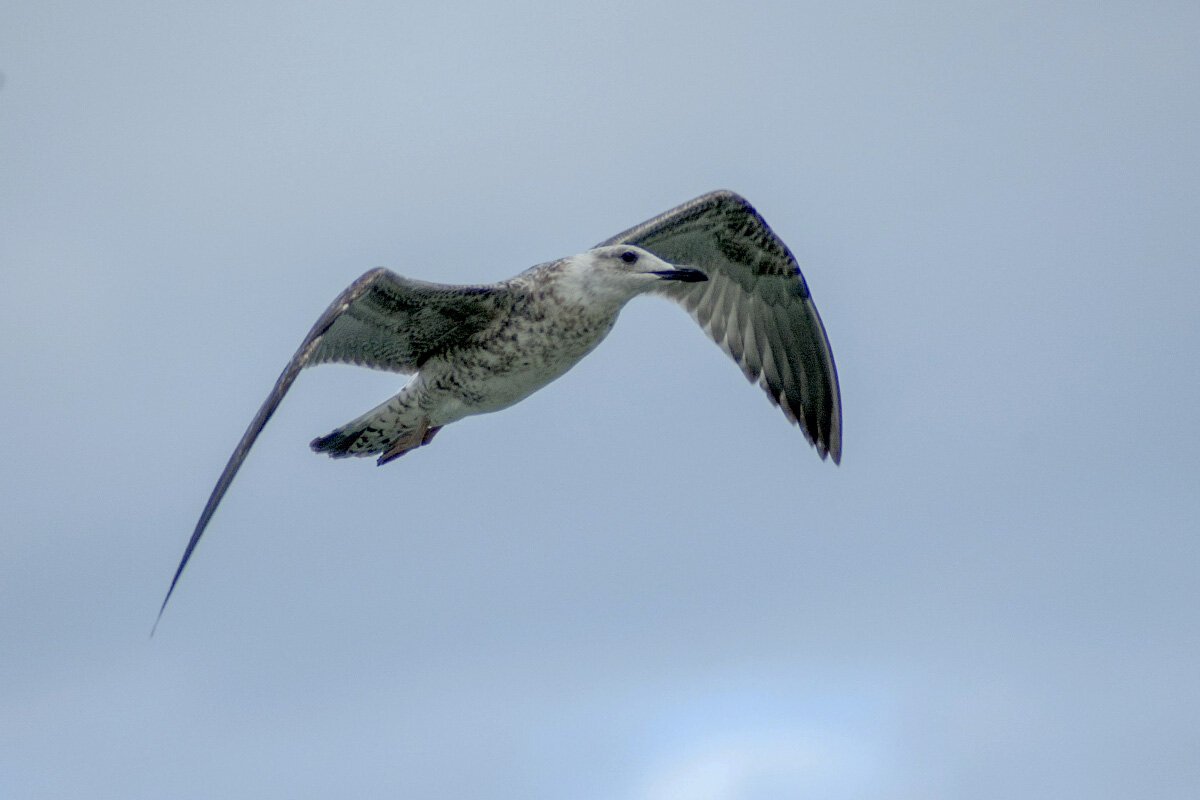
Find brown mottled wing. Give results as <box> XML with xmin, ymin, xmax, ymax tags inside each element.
<box><xmin>597</xmin><ymin>191</ymin><xmax>842</xmax><ymax>464</ymax></box>
<box><xmin>154</xmin><ymin>269</ymin><xmax>499</xmax><ymax>630</ymax></box>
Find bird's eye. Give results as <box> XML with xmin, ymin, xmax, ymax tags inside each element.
<box><xmin>620</xmin><ymin>250</ymin><xmax>638</xmax><ymax>264</ymax></box>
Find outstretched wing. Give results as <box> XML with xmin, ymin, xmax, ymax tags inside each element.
<box><xmin>598</xmin><ymin>190</ymin><xmax>842</xmax><ymax>464</ymax></box>
<box><xmin>154</xmin><ymin>269</ymin><xmax>499</xmax><ymax>630</ymax></box>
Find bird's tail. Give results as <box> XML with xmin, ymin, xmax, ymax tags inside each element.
<box><xmin>310</xmin><ymin>398</ymin><xmax>440</xmax><ymax>464</ymax></box>
<box><xmin>309</xmin><ymin>423</ymin><xmax>378</xmax><ymax>458</ymax></box>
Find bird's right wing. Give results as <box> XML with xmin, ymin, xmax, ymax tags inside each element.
<box><xmin>598</xmin><ymin>191</ymin><xmax>842</xmax><ymax>464</ymax></box>
<box><xmin>154</xmin><ymin>269</ymin><xmax>499</xmax><ymax>629</ymax></box>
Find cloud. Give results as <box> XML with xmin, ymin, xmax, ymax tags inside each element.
<box><xmin>637</xmin><ymin>729</ymin><xmax>876</xmax><ymax>800</ymax></box>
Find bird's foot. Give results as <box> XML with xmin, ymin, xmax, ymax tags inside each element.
<box><xmin>377</xmin><ymin>418</ymin><xmax>442</xmax><ymax>465</ymax></box>
<box><xmin>421</xmin><ymin>424</ymin><xmax>443</xmax><ymax>445</ymax></box>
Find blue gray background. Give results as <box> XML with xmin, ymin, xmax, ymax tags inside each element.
<box><xmin>3</xmin><ymin>3</ymin><xmax>1198</xmax><ymax>798</ymax></box>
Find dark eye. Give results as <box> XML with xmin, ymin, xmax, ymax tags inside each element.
<box><xmin>620</xmin><ymin>250</ymin><xmax>638</xmax><ymax>264</ymax></box>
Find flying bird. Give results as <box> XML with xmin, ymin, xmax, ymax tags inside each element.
<box><xmin>155</xmin><ymin>190</ymin><xmax>842</xmax><ymax>628</ymax></box>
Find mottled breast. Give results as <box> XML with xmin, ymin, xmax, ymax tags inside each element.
<box><xmin>433</xmin><ymin>276</ymin><xmax>625</xmax><ymax>414</ymax></box>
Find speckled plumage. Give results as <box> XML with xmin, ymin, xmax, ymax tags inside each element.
<box><xmin>156</xmin><ymin>191</ymin><xmax>842</xmax><ymax>628</ymax></box>
<box><xmin>309</xmin><ymin>255</ymin><xmax>640</xmax><ymax>460</ymax></box>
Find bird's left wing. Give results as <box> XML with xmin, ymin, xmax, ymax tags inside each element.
<box><xmin>598</xmin><ymin>190</ymin><xmax>842</xmax><ymax>464</ymax></box>
<box><xmin>154</xmin><ymin>269</ymin><xmax>499</xmax><ymax>630</ymax></box>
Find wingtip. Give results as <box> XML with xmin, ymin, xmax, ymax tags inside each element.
<box><xmin>822</xmin><ymin>415</ymin><xmax>843</xmax><ymax>466</ymax></box>
<box><xmin>814</xmin><ymin>431</ymin><xmax>842</xmax><ymax>466</ymax></box>
<box><xmin>151</xmin><ymin>579</ymin><xmax>179</xmax><ymax>637</ymax></box>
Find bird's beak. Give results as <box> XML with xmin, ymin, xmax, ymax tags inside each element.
<box><xmin>652</xmin><ymin>267</ymin><xmax>708</xmax><ymax>283</ymax></box>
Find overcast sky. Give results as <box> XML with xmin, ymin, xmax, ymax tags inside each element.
<box><xmin>2</xmin><ymin>2</ymin><xmax>1198</xmax><ymax>798</ymax></box>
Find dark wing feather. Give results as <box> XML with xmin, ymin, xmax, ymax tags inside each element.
<box><xmin>597</xmin><ymin>190</ymin><xmax>842</xmax><ymax>463</ymax></box>
<box><xmin>154</xmin><ymin>269</ymin><xmax>499</xmax><ymax>630</ymax></box>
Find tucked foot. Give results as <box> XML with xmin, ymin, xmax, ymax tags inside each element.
<box><xmin>376</xmin><ymin>418</ymin><xmax>441</xmax><ymax>466</ymax></box>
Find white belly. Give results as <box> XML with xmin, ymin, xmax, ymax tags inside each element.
<box><xmin>419</xmin><ymin>310</ymin><xmax>619</xmax><ymax>424</ymax></box>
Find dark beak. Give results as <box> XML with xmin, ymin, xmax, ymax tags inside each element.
<box><xmin>652</xmin><ymin>267</ymin><xmax>708</xmax><ymax>283</ymax></box>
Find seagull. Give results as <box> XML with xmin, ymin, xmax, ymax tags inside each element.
<box><xmin>155</xmin><ymin>190</ymin><xmax>842</xmax><ymax>628</ymax></box>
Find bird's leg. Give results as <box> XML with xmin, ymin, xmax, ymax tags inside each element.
<box><xmin>377</xmin><ymin>417</ymin><xmax>438</xmax><ymax>466</ymax></box>
<box><xmin>376</xmin><ymin>418</ymin><xmax>443</xmax><ymax>465</ymax></box>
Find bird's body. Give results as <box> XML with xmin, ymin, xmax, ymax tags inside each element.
<box><xmin>309</xmin><ymin>247</ymin><xmax>701</xmax><ymax>463</ymax></box>
<box><xmin>155</xmin><ymin>190</ymin><xmax>843</xmax><ymax>628</ymax></box>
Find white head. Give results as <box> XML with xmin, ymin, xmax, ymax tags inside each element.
<box><xmin>557</xmin><ymin>244</ymin><xmax>708</xmax><ymax>306</ymax></box>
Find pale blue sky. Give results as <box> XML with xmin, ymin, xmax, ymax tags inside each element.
<box><xmin>2</xmin><ymin>2</ymin><xmax>1198</xmax><ymax>798</ymax></box>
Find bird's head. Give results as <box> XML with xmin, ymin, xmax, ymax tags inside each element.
<box><xmin>561</xmin><ymin>245</ymin><xmax>707</xmax><ymax>305</ymax></box>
